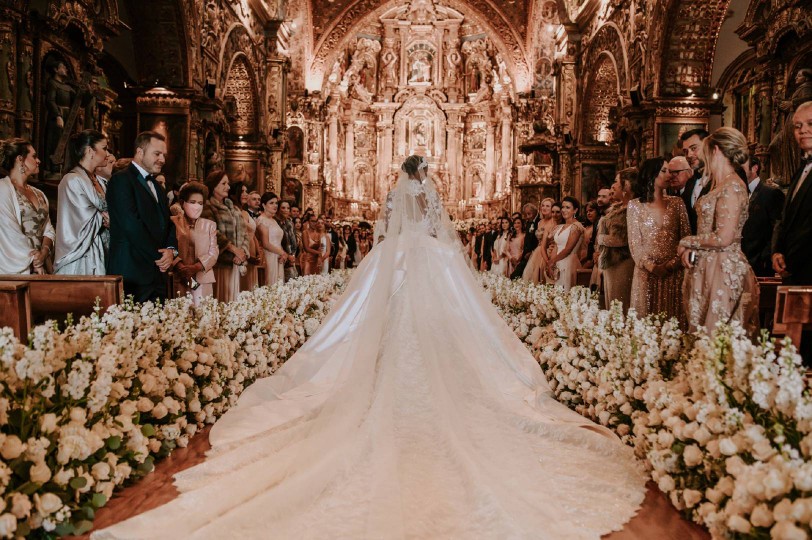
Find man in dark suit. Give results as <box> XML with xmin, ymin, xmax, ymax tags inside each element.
<box><xmin>680</xmin><ymin>128</ymin><xmax>711</xmax><ymax>234</ymax></box>
<box><xmin>472</xmin><ymin>223</ymin><xmax>486</xmax><ymax>270</ymax></box>
<box><xmin>742</xmin><ymin>156</ymin><xmax>784</xmax><ymax>277</ymax></box>
<box><xmin>773</xmin><ymin>101</ymin><xmax>812</xmax><ymax>364</ymax></box>
<box><xmin>107</xmin><ymin>131</ymin><xmax>178</xmax><ymax>302</ymax></box>
<box><xmin>510</xmin><ymin>203</ymin><xmax>540</xmax><ymax>279</ymax></box>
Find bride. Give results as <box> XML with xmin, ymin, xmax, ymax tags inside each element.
<box><xmin>93</xmin><ymin>156</ymin><xmax>645</xmax><ymax>539</ymax></box>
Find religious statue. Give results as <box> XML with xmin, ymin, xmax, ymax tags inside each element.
<box><xmin>769</xmin><ymin>69</ymin><xmax>812</xmax><ymax>184</ymax></box>
<box><xmin>471</xmin><ymin>74</ymin><xmax>493</xmax><ymax>104</ymax></box>
<box><xmin>472</xmin><ymin>171</ymin><xmax>484</xmax><ymax>200</ymax></box>
<box><xmin>408</xmin><ymin>53</ymin><xmax>431</xmax><ymax>84</ymax></box>
<box><xmin>44</xmin><ymin>59</ymin><xmax>76</xmax><ymax>175</ymax></box>
<box><xmin>286</xmin><ymin>126</ymin><xmax>304</xmax><ymax>162</ymax></box>
<box><xmin>350</xmin><ymin>73</ymin><xmax>374</xmax><ymax>103</ymax></box>
<box><xmin>445</xmin><ymin>47</ymin><xmax>462</xmax><ymax>87</ymax></box>
<box><xmin>413</xmin><ymin>121</ymin><xmax>428</xmax><ymax>147</ymax></box>
<box><xmin>380</xmin><ymin>48</ymin><xmax>399</xmax><ymax>90</ymax></box>
<box><xmin>495</xmin><ymin>54</ymin><xmax>511</xmax><ymax>87</ymax></box>
<box><xmin>282</xmin><ymin>172</ymin><xmax>304</xmax><ymax>207</ymax></box>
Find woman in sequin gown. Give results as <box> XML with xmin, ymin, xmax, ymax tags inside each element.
<box><xmin>627</xmin><ymin>158</ymin><xmax>691</xmax><ymax>325</ymax></box>
<box><xmin>679</xmin><ymin>128</ymin><xmax>759</xmax><ymax>334</ymax></box>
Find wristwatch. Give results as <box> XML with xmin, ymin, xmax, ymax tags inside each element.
<box><xmin>168</xmin><ymin>247</ymin><xmax>179</xmax><ymax>258</ymax></box>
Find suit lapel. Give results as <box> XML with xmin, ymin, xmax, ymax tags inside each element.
<box><xmin>784</xmin><ymin>165</ymin><xmax>808</xmax><ymax>227</ymax></box>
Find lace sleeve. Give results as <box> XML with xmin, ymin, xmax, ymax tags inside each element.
<box><xmin>626</xmin><ymin>200</ymin><xmax>644</xmax><ymax>265</ymax></box>
<box><xmin>680</xmin><ymin>182</ymin><xmax>747</xmax><ymax>251</ymax></box>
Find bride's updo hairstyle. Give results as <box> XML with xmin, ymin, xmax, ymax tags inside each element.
<box><xmin>401</xmin><ymin>155</ymin><xmax>427</xmax><ymax>178</ymax></box>
<box><xmin>702</xmin><ymin>127</ymin><xmax>749</xmax><ymax>187</ymax></box>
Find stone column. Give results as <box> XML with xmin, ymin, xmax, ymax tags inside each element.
<box><xmin>344</xmin><ymin>115</ymin><xmax>355</xmax><ymax>197</ymax></box>
<box><xmin>498</xmin><ymin>102</ymin><xmax>512</xmax><ymax>195</ymax></box>
<box><xmin>485</xmin><ymin>120</ymin><xmax>496</xmax><ymax>198</ymax></box>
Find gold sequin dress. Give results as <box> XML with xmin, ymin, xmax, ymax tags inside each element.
<box><xmin>627</xmin><ymin>196</ymin><xmax>690</xmax><ymax>325</ymax></box>
<box><xmin>679</xmin><ymin>180</ymin><xmax>759</xmax><ymax>334</ymax></box>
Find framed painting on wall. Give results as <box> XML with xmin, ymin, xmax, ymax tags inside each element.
<box><xmin>138</xmin><ymin>113</ymin><xmax>189</xmax><ymax>188</ymax></box>
<box><xmin>225</xmin><ymin>157</ymin><xmax>260</xmax><ymax>192</ymax></box>
<box><xmin>656</xmin><ymin>121</ymin><xmax>706</xmax><ymax>159</ymax></box>
<box><xmin>580</xmin><ymin>162</ymin><xmax>616</xmax><ymax>204</ymax></box>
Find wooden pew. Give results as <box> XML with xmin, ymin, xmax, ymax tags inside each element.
<box><xmin>757</xmin><ymin>276</ymin><xmax>783</xmax><ymax>331</ymax></box>
<box><xmin>773</xmin><ymin>286</ymin><xmax>812</xmax><ymax>352</ymax></box>
<box><xmin>0</xmin><ymin>275</ymin><xmax>123</xmax><ymax>327</ymax></box>
<box><xmin>0</xmin><ymin>281</ymin><xmax>32</xmax><ymax>340</ymax></box>
<box><xmin>576</xmin><ymin>269</ymin><xmax>592</xmax><ymax>288</ymax></box>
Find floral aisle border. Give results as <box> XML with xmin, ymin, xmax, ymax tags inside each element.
<box><xmin>0</xmin><ymin>273</ymin><xmax>349</xmax><ymax>538</ymax></box>
<box><xmin>0</xmin><ymin>271</ymin><xmax>809</xmax><ymax>538</ymax></box>
<box><xmin>479</xmin><ymin>273</ymin><xmax>812</xmax><ymax>540</ymax></box>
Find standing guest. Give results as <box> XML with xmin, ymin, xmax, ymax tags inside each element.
<box><xmin>358</xmin><ymin>229</ymin><xmax>371</xmax><ymax>259</ymax></box>
<box><xmin>315</xmin><ymin>220</ymin><xmax>332</xmax><ymax>274</ymax></box>
<box><xmin>596</xmin><ymin>188</ymin><xmax>612</xmax><ymax>215</ymax></box>
<box><xmin>667</xmin><ymin>156</ymin><xmax>693</xmax><ymax>198</ymax></box>
<box><xmin>246</xmin><ymin>191</ymin><xmax>262</xmax><ymax>220</ymax></box>
<box><xmin>550</xmin><ymin>202</ymin><xmax>562</xmax><ymax>225</ymax></box>
<box><xmin>55</xmin><ymin>130</ymin><xmax>111</xmax><ymax>275</ymax></box>
<box><xmin>293</xmin><ymin>216</ymin><xmax>304</xmax><ymax>275</ymax></box>
<box><xmin>328</xmin><ymin>221</ymin><xmax>340</xmax><ymax>270</ymax></box>
<box><xmin>202</xmin><ymin>170</ymin><xmax>248</xmax><ymax>303</ymax></box>
<box><xmin>277</xmin><ymin>200</ymin><xmax>299</xmax><ymax>281</ymax></box>
<box><xmin>334</xmin><ymin>227</ymin><xmax>349</xmax><ymax>270</ymax></box>
<box><xmin>170</xmin><ymin>182</ymin><xmax>218</xmax><ymax>305</ymax></box>
<box><xmin>627</xmin><ymin>157</ymin><xmax>691</xmax><ymax>324</ymax></box>
<box><xmin>107</xmin><ymin>132</ymin><xmax>177</xmax><ymax>302</ymax></box>
<box><xmin>256</xmin><ymin>192</ymin><xmax>287</xmax><ymax>286</ymax></box>
<box><xmin>546</xmin><ymin>197</ymin><xmax>584</xmax><ymax>290</ymax></box>
<box><xmin>301</xmin><ymin>213</ymin><xmax>321</xmax><ymax>275</ymax></box>
<box><xmin>510</xmin><ymin>205</ymin><xmax>540</xmax><ymax>278</ymax></box>
<box><xmin>522</xmin><ymin>198</ymin><xmax>557</xmax><ymax>283</ymax></box>
<box><xmin>0</xmin><ymin>139</ymin><xmax>54</xmax><ymax>274</ymax></box>
<box><xmin>580</xmin><ymin>201</ymin><xmax>599</xmax><ymax>268</ymax></box>
<box><xmin>772</xmin><ymin>101</ymin><xmax>812</xmax><ymax>362</ymax></box>
<box><xmin>680</xmin><ymin>129</ymin><xmax>711</xmax><ymax>234</ymax></box>
<box><xmin>352</xmin><ymin>228</ymin><xmax>365</xmax><ymax>267</ymax></box>
<box><xmin>506</xmin><ymin>217</ymin><xmax>526</xmax><ymax>278</ymax></box>
<box><xmin>342</xmin><ymin>225</ymin><xmax>357</xmax><ymax>269</ymax></box>
<box><xmin>473</xmin><ymin>223</ymin><xmax>487</xmax><ymax>270</ymax></box>
<box><xmin>680</xmin><ymin>127</ymin><xmax>759</xmax><ymax>334</ymax></box>
<box><xmin>96</xmin><ymin>152</ymin><xmax>115</xmax><ymax>183</ymax></box>
<box><xmin>490</xmin><ymin>217</ymin><xmax>511</xmax><ymax>277</ymax></box>
<box><xmin>597</xmin><ymin>170</ymin><xmax>636</xmax><ymax>313</ymax></box>
<box><xmin>742</xmin><ymin>156</ymin><xmax>784</xmax><ymax>277</ymax></box>
<box><xmin>230</xmin><ymin>182</ymin><xmax>259</xmax><ymax>292</ymax></box>
<box><xmin>290</xmin><ymin>205</ymin><xmax>301</xmax><ymax>220</ymax></box>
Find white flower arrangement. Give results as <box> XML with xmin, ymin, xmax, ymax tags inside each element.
<box><xmin>453</xmin><ymin>217</ymin><xmax>490</xmax><ymax>233</ymax></box>
<box><xmin>479</xmin><ymin>273</ymin><xmax>812</xmax><ymax>540</ymax></box>
<box><xmin>0</xmin><ymin>270</ymin><xmax>808</xmax><ymax>539</ymax></box>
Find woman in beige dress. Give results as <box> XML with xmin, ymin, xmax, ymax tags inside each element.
<box><xmin>0</xmin><ymin>139</ymin><xmax>54</xmax><ymax>274</ymax></box>
<box><xmin>506</xmin><ymin>217</ymin><xmax>526</xmax><ymax>277</ymax></box>
<box><xmin>597</xmin><ymin>170</ymin><xmax>636</xmax><ymax>313</ymax></box>
<box><xmin>679</xmin><ymin>127</ymin><xmax>759</xmax><ymax>334</ymax></box>
<box><xmin>256</xmin><ymin>192</ymin><xmax>287</xmax><ymax>286</ymax></box>
<box><xmin>202</xmin><ymin>170</ymin><xmax>248</xmax><ymax>303</ymax></box>
<box><xmin>170</xmin><ymin>182</ymin><xmax>219</xmax><ymax>305</ymax></box>
<box><xmin>230</xmin><ymin>182</ymin><xmax>260</xmax><ymax>292</ymax></box>
<box><xmin>522</xmin><ymin>198</ymin><xmax>558</xmax><ymax>283</ymax></box>
<box><xmin>627</xmin><ymin>157</ymin><xmax>691</xmax><ymax>325</ymax></box>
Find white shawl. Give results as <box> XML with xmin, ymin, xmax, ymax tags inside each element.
<box><xmin>0</xmin><ymin>176</ymin><xmax>55</xmax><ymax>274</ymax></box>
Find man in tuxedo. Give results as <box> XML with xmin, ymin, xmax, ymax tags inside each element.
<box><xmin>742</xmin><ymin>156</ymin><xmax>784</xmax><ymax>277</ymax></box>
<box><xmin>596</xmin><ymin>188</ymin><xmax>612</xmax><ymax>215</ymax></box>
<box><xmin>107</xmin><ymin>131</ymin><xmax>177</xmax><ymax>302</ymax></box>
<box><xmin>472</xmin><ymin>223</ymin><xmax>486</xmax><ymax>269</ymax></box>
<box><xmin>680</xmin><ymin>128</ymin><xmax>711</xmax><ymax>234</ymax></box>
<box><xmin>773</xmin><ymin>101</ymin><xmax>812</xmax><ymax>364</ymax></box>
<box><xmin>510</xmin><ymin>203</ymin><xmax>540</xmax><ymax>279</ymax></box>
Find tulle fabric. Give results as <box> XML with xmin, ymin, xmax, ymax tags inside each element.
<box><xmin>92</xmin><ymin>175</ymin><xmax>646</xmax><ymax>540</ymax></box>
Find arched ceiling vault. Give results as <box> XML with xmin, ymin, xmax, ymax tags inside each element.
<box><xmin>305</xmin><ymin>0</ymin><xmax>546</xmax><ymax>93</ymax></box>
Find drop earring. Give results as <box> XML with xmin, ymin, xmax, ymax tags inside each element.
<box><xmin>20</xmin><ymin>164</ymin><xmax>26</xmax><ymax>175</ymax></box>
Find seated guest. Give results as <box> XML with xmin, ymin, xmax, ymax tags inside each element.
<box><xmin>742</xmin><ymin>156</ymin><xmax>784</xmax><ymax>277</ymax></box>
<box><xmin>627</xmin><ymin>157</ymin><xmax>690</xmax><ymax>325</ymax></box>
<box><xmin>0</xmin><ymin>139</ymin><xmax>54</xmax><ymax>274</ymax></box>
<box><xmin>55</xmin><ymin>130</ymin><xmax>111</xmax><ymax>275</ymax></box>
<box><xmin>170</xmin><ymin>182</ymin><xmax>218</xmax><ymax>306</ymax></box>
<box><xmin>202</xmin><ymin>170</ymin><xmax>248</xmax><ymax>303</ymax></box>
<box><xmin>597</xmin><ymin>170</ymin><xmax>636</xmax><ymax>313</ymax></box>
<box><xmin>107</xmin><ymin>132</ymin><xmax>177</xmax><ymax>302</ymax></box>
<box><xmin>256</xmin><ymin>192</ymin><xmax>287</xmax><ymax>286</ymax></box>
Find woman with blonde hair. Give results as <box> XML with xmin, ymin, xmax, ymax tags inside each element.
<box><xmin>678</xmin><ymin>127</ymin><xmax>759</xmax><ymax>334</ymax></box>
<box><xmin>522</xmin><ymin>197</ymin><xmax>557</xmax><ymax>283</ymax></box>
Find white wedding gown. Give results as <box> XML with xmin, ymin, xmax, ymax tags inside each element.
<box><xmin>94</xmin><ymin>176</ymin><xmax>645</xmax><ymax>540</ymax></box>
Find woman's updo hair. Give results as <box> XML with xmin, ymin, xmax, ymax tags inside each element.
<box><xmin>0</xmin><ymin>138</ymin><xmax>33</xmax><ymax>174</ymax></box>
<box><xmin>634</xmin><ymin>157</ymin><xmax>667</xmax><ymax>203</ymax></box>
<box><xmin>69</xmin><ymin>129</ymin><xmax>106</xmax><ymax>168</ymax></box>
<box><xmin>204</xmin><ymin>169</ymin><xmax>228</xmax><ymax>198</ymax></box>
<box><xmin>562</xmin><ymin>196</ymin><xmax>581</xmax><ymax>214</ymax></box>
<box><xmin>260</xmin><ymin>192</ymin><xmax>278</xmax><ymax>207</ymax></box>
<box><xmin>401</xmin><ymin>155</ymin><xmax>427</xmax><ymax>177</ymax></box>
<box><xmin>178</xmin><ymin>181</ymin><xmax>208</xmax><ymax>202</ymax></box>
<box><xmin>703</xmin><ymin>127</ymin><xmax>749</xmax><ymax>179</ymax></box>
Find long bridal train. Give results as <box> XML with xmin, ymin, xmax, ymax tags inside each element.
<box><xmin>93</xmin><ymin>163</ymin><xmax>646</xmax><ymax>539</ymax></box>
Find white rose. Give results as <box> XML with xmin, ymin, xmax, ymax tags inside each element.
<box><xmin>749</xmin><ymin>503</ymin><xmax>774</xmax><ymax>528</ymax></box>
<box><xmin>692</xmin><ymin>426</ymin><xmax>712</xmax><ymax>446</ymax></box>
<box><xmin>719</xmin><ymin>438</ymin><xmax>738</xmax><ymax>456</ymax></box>
<box><xmin>792</xmin><ymin>464</ymin><xmax>812</xmax><ymax>491</ymax></box>
<box><xmin>764</xmin><ymin>469</ymin><xmax>793</xmax><ymax>499</ymax></box>
<box><xmin>91</xmin><ymin>462</ymin><xmax>111</xmax><ymax>481</ymax></box>
<box><xmin>136</xmin><ymin>397</ymin><xmax>154</xmax><ymax>413</ymax></box>
<box><xmin>10</xmin><ymin>493</ymin><xmax>31</xmax><ymax>519</ymax></box>
<box><xmin>0</xmin><ymin>514</ymin><xmax>16</xmax><ymax>537</ymax></box>
<box><xmin>717</xmin><ymin>476</ymin><xmax>735</xmax><ymax>496</ymax></box>
<box><xmin>29</xmin><ymin>462</ymin><xmax>52</xmax><ymax>484</ymax></box>
<box><xmin>151</xmin><ymin>403</ymin><xmax>168</xmax><ymax>420</ymax></box>
<box><xmin>770</xmin><ymin>521</ymin><xmax>807</xmax><ymax>540</ymax></box>
<box><xmin>683</xmin><ymin>445</ymin><xmax>704</xmax><ymax>467</ymax></box>
<box><xmin>705</xmin><ymin>486</ymin><xmax>725</xmax><ymax>504</ymax></box>
<box><xmin>706</xmin><ymin>439</ymin><xmax>721</xmax><ymax>459</ymax></box>
<box><xmin>34</xmin><ymin>492</ymin><xmax>62</xmax><ymax>516</ymax></box>
<box><xmin>657</xmin><ymin>474</ymin><xmax>676</xmax><ymax>492</ymax></box>
<box><xmin>52</xmin><ymin>468</ymin><xmax>74</xmax><ymax>486</ymax></box>
<box><xmin>188</xmin><ymin>399</ymin><xmax>201</xmax><ymax>413</ymax></box>
<box><xmin>657</xmin><ymin>431</ymin><xmax>675</xmax><ymax>448</ymax></box>
<box><xmin>751</xmin><ymin>439</ymin><xmax>777</xmax><ymax>462</ymax></box>
<box><xmin>773</xmin><ymin>499</ymin><xmax>794</xmax><ymax>522</ymax></box>
<box><xmin>726</xmin><ymin>514</ymin><xmax>751</xmax><ymax>534</ymax></box>
<box><xmin>683</xmin><ymin>489</ymin><xmax>702</xmax><ymax>508</ymax></box>
<box><xmin>69</xmin><ymin>408</ymin><xmax>86</xmax><ymax>424</ymax></box>
<box><xmin>0</xmin><ymin>436</ymin><xmax>24</xmax><ymax>460</ymax></box>
<box><xmin>39</xmin><ymin>413</ymin><xmax>58</xmax><ymax>434</ymax></box>
<box><xmin>148</xmin><ymin>439</ymin><xmax>162</xmax><ymax>453</ymax></box>
<box><xmin>789</xmin><ymin>498</ymin><xmax>812</xmax><ymax>523</ymax></box>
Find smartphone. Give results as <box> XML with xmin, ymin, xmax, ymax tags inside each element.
<box><xmin>688</xmin><ymin>251</ymin><xmax>697</xmax><ymax>266</ymax></box>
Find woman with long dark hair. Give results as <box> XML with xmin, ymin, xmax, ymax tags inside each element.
<box><xmin>54</xmin><ymin>129</ymin><xmax>111</xmax><ymax>274</ymax></box>
<box><xmin>627</xmin><ymin>157</ymin><xmax>690</xmax><ymax>324</ymax></box>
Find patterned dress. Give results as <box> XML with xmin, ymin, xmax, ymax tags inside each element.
<box><xmin>680</xmin><ymin>180</ymin><xmax>759</xmax><ymax>334</ymax></box>
<box><xmin>627</xmin><ymin>196</ymin><xmax>690</xmax><ymax>325</ymax></box>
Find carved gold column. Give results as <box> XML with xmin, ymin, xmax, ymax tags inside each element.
<box><xmin>16</xmin><ymin>31</ymin><xmax>32</xmax><ymax>140</ymax></box>
<box><xmin>344</xmin><ymin>112</ymin><xmax>355</xmax><ymax>198</ymax></box>
<box><xmin>0</xmin><ymin>19</ymin><xmax>17</xmax><ymax>138</ymax></box>
<box><xmin>498</xmin><ymin>99</ymin><xmax>512</xmax><ymax>195</ymax></box>
<box><xmin>485</xmin><ymin>119</ymin><xmax>497</xmax><ymax>198</ymax></box>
